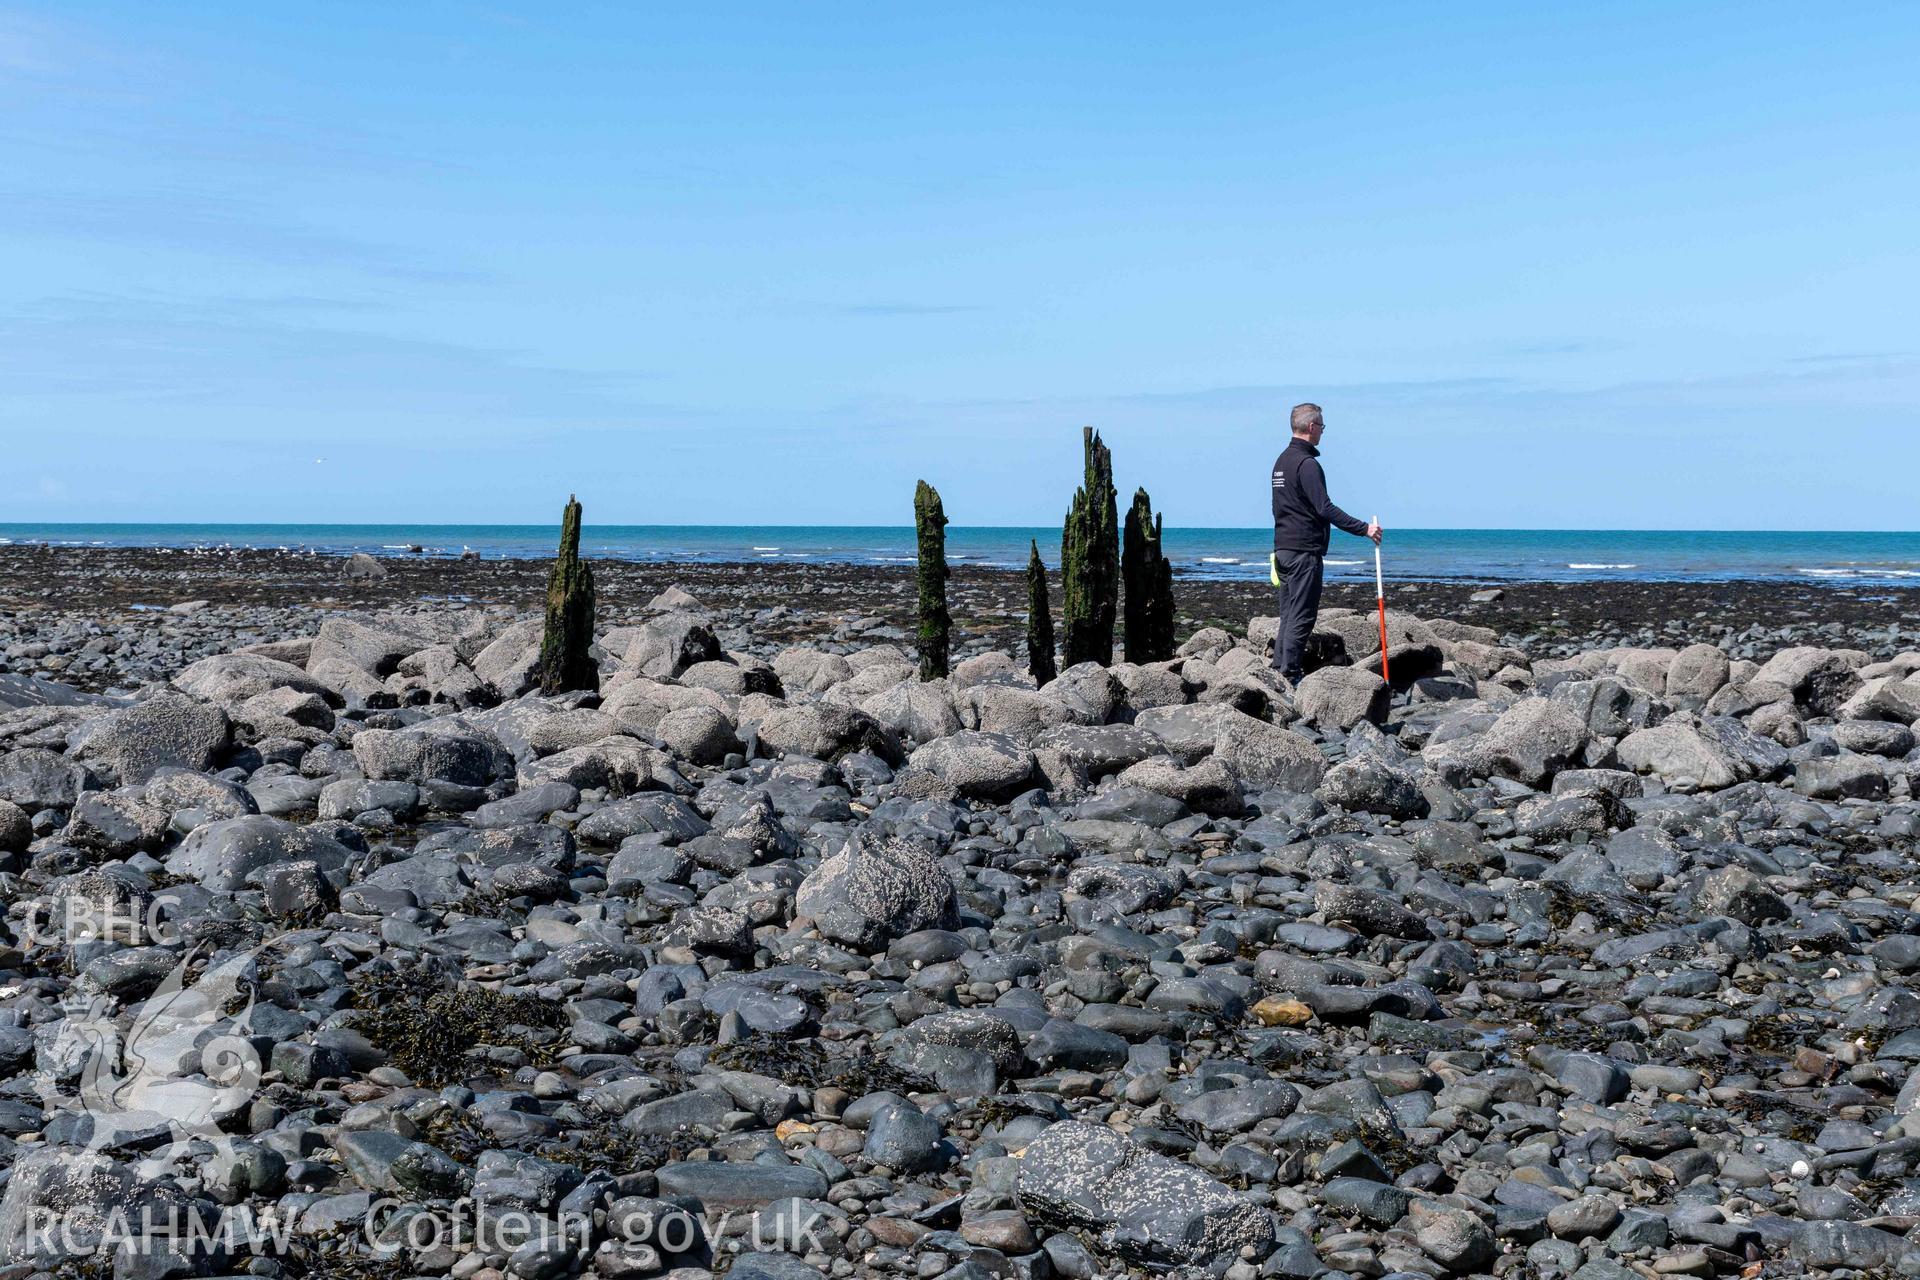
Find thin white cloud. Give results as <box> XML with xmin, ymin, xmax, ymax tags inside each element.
<box><xmin>833</xmin><ymin>302</ymin><xmax>985</xmax><ymax>317</ymax></box>
<box><xmin>0</xmin><ymin>11</ymin><xmax>64</xmax><ymax>75</ymax></box>
<box><xmin>0</xmin><ymin>187</ymin><xmax>483</xmax><ymax>283</ymax></box>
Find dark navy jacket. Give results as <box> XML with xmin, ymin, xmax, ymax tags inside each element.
<box><xmin>1271</xmin><ymin>438</ymin><xmax>1368</xmax><ymax>555</ymax></box>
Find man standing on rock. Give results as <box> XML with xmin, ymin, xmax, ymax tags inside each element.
<box><xmin>1270</xmin><ymin>403</ymin><xmax>1382</xmax><ymax>683</ymax></box>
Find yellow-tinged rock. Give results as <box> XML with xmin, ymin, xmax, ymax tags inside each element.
<box><xmin>775</xmin><ymin>1120</ymin><xmax>816</xmax><ymax>1141</ymax></box>
<box><xmin>1252</xmin><ymin>995</ymin><xmax>1313</xmax><ymax>1026</ymax></box>
<box><xmin>867</xmin><ymin>1216</ymin><xmax>928</xmax><ymax>1247</ymax></box>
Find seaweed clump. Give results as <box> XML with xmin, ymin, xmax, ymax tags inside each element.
<box><xmin>420</xmin><ymin>1105</ymin><xmax>498</xmax><ymax>1163</ymax></box>
<box><xmin>1742</xmin><ymin>1013</ymin><xmax>1824</xmax><ymax>1058</ymax></box>
<box><xmin>544</xmin><ymin>1121</ymin><xmax>689</xmax><ymax>1174</ymax></box>
<box><xmin>1364</xmin><ymin>1128</ymin><xmax>1432</xmax><ymax>1177</ymax></box>
<box><xmin>958</xmin><ymin>1096</ymin><xmax>1031</xmax><ymax>1136</ymax></box>
<box><xmin>706</xmin><ymin>1033</ymin><xmax>828</xmax><ymax>1081</ymax></box>
<box><xmin>706</xmin><ymin>1034</ymin><xmax>931</xmax><ymax>1096</ymax></box>
<box><xmin>831</xmin><ymin>1052</ymin><xmax>934</xmax><ymax>1099</ymax></box>
<box><xmin>423</xmin><ymin>1100</ymin><xmax>689</xmax><ymax>1174</ymax></box>
<box><xmin>350</xmin><ymin>964</ymin><xmax>569</xmax><ymax>1086</ymax></box>
<box><xmin>276</xmin><ymin>1230</ymin><xmax>424</xmax><ymax>1280</ymax></box>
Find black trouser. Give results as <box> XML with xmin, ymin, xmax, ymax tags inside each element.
<box><xmin>1271</xmin><ymin>549</ymin><xmax>1324</xmax><ymax>679</ymax></box>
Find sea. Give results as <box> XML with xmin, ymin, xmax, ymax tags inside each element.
<box><xmin>2</xmin><ymin>525</ymin><xmax>1918</xmax><ymax>587</ymax></box>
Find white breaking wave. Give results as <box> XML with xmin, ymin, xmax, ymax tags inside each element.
<box><xmin>1325</xmin><ymin>559</ymin><xmax>1364</xmax><ymax>566</ymax></box>
<box><xmin>752</xmin><ymin>545</ymin><xmax>780</xmax><ymax>551</ymax></box>
<box><xmin>1200</xmin><ymin>556</ymin><xmax>1240</xmax><ymax>564</ymax></box>
<box><xmin>1798</xmin><ymin>568</ymin><xmax>1854</xmax><ymax>576</ymax></box>
<box><xmin>1568</xmin><ymin>563</ymin><xmax>1637</xmax><ymax>569</ymax></box>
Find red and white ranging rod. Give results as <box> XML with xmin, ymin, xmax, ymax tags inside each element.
<box><xmin>1373</xmin><ymin>517</ymin><xmax>1389</xmax><ymax>686</ymax></box>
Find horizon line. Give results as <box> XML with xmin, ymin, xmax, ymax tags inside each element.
<box><xmin>3</xmin><ymin>522</ymin><xmax>1920</xmax><ymax>537</ymax></box>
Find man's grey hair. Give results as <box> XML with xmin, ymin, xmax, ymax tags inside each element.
<box><xmin>1290</xmin><ymin>403</ymin><xmax>1323</xmax><ymax>435</ymax></box>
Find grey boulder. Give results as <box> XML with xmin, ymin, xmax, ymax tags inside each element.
<box><xmin>0</xmin><ymin>748</ymin><xmax>90</xmax><ymax>809</ymax></box>
<box><xmin>472</xmin><ymin>618</ymin><xmax>545</xmax><ymax>700</ymax></box>
<box><xmin>625</xmin><ymin>613</ymin><xmax>722</xmax><ymax>679</ymax></box>
<box><xmin>906</xmin><ymin>731</ymin><xmax>1036</xmax><ymax>801</ymax></box>
<box><xmin>858</xmin><ymin>681</ymin><xmax>963</xmax><ymax>744</ymax></box>
<box><xmin>520</xmin><ymin>736</ymin><xmax>689</xmax><ymax>795</ymax></box>
<box><xmin>655</xmin><ymin>705</ymin><xmax>740</xmax><ymax>765</ymax></box>
<box><xmin>1016</xmin><ymin>1121</ymin><xmax>1274</xmax><ymax>1265</ymax></box>
<box><xmin>1617</xmin><ymin>715</ymin><xmax>1787</xmax><ymax>789</ymax></box>
<box><xmin>1295</xmin><ymin>666</ymin><xmax>1391</xmax><ymax>730</ymax></box>
<box><xmin>172</xmin><ymin>652</ymin><xmax>336</xmax><ymax>710</ymax></box>
<box><xmin>757</xmin><ymin>704</ymin><xmax>902</xmax><ymax>765</ymax></box>
<box><xmin>1754</xmin><ymin>646</ymin><xmax>1863</xmax><ymax>717</ymax></box>
<box><xmin>353</xmin><ymin>726</ymin><xmax>505</xmax><ymax>786</ymax></box>
<box><xmin>166</xmin><ymin>814</ymin><xmax>356</xmax><ymax>892</ymax></box>
<box><xmin>1318</xmin><ymin>754</ymin><xmax>1426</xmax><ymax>819</ymax></box>
<box><xmin>1478</xmin><ymin>698</ymin><xmax>1589</xmax><ymax>785</ymax></box>
<box><xmin>1665</xmin><ymin>643</ymin><xmax>1731</xmax><ymax>701</ymax></box>
<box><xmin>794</xmin><ymin>833</ymin><xmax>958</xmax><ymax>949</ymax></box>
<box><xmin>77</xmin><ymin>693</ymin><xmax>230</xmax><ymax>785</ymax></box>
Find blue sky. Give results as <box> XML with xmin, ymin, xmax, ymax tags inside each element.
<box><xmin>2</xmin><ymin>3</ymin><xmax>1916</xmax><ymax>528</ymax></box>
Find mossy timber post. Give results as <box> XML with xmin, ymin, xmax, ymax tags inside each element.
<box><xmin>1122</xmin><ymin>487</ymin><xmax>1176</xmax><ymax>663</ymax></box>
<box><xmin>1060</xmin><ymin>426</ymin><xmax>1119</xmax><ymax>667</ymax></box>
<box><xmin>1026</xmin><ymin>539</ymin><xmax>1058</xmax><ymax>686</ymax></box>
<box><xmin>538</xmin><ymin>494</ymin><xmax>598</xmax><ymax>694</ymax></box>
<box><xmin>914</xmin><ymin>480</ymin><xmax>951</xmax><ymax>681</ymax></box>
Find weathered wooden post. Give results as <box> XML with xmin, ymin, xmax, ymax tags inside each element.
<box><xmin>1060</xmin><ymin>427</ymin><xmax>1118</xmax><ymax>667</ymax></box>
<box><xmin>538</xmin><ymin>495</ymin><xmax>599</xmax><ymax>693</ymax></box>
<box><xmin>914</xmin><ymin>480</ymin><xmax>951</xmax><ymax>681</ymax></box>
<box><xmin>1026</xmin><ymin>540</ymin><xmax>1058</xmax><ymax>686</ymax></box>
<box><xmin>1122</xmin><ymin>487</ymin><xmax>1176</xmax><ymax>663</ymax></box>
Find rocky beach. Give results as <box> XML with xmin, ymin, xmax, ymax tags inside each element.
<box><xmin>2</xmin><ymin>543</ymin><xmax>1920</xmax><ymax>1280</ymax></box>
<box><xmin>3</xmin><ymin>546</ymin><xmax>1916</xmax><ymax>693</ymax></box>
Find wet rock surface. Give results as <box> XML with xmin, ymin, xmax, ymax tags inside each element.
<box><xmin>0</xmin><ymin>551</ymin><xmax>1917</xmax><ymax>1278</ymax></box>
